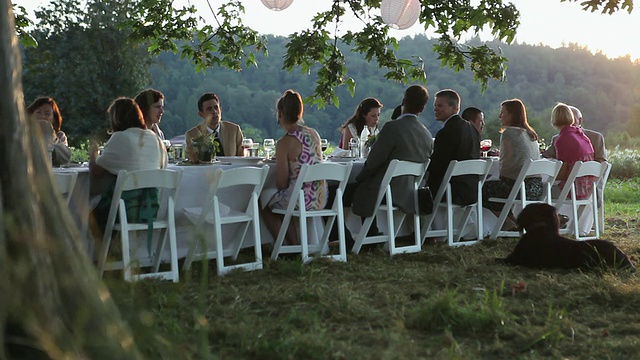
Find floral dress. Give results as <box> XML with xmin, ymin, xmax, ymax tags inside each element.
<box><xmin>268</xmin><ymin>127</ymin><xmax>327</xmax><ymax>210</ymax></box>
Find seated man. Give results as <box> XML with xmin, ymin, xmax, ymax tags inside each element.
<box><xmin>427</xmin><ymin>89</ymin><xmax>480</xmax><ymax>205</ymax></box>
<box><xmin>185</xmin><ymin>93</ymin><xmax>244</xmax><ymax>161</ymax></box>
<box><xmin>345</xmin><ymin>85</ymin><xmax>433</xmax><ymax>224</ymax></box>
<box><xmin>461</xmin><ymin>106</ymin><xmax>484</xmax><ymax>136</ymax></box>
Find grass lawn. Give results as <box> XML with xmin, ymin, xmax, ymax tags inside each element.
<box><xmin>105</xmin><ymin>201</ymin><xmax>640</xmax><ymax>359</ymax></box>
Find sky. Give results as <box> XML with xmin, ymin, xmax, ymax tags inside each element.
<box><xmin>13</xmin><ymin>0</ymin><xmax>640</xmax><ymax>60</ymax></box>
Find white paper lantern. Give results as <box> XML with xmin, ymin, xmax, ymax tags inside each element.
<box><xmin>380</xmin><ymin>0</ymin><xmax>420</xmax><ymax>30</ymax></box>
<box><xmin>261</xmin><ymin>0</ymin><xmax>294</xmax><ymax>11</ymax></box>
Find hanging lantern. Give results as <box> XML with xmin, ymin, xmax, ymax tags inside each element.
<box><xmin>380</xmin><ymin>0</ymin><xmax>420</xmax><ymax>30</ymax></box>
<box><xmin>261</xmin><ymin>0</ymin><xmax>294</xmax><ymax>11</ymax></box>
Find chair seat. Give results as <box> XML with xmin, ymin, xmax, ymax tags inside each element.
<box><xmin>184</xmin><ymin>207</ymin><xmax>253</xmax><ymax>225</ymax></box>
<box><xmin>272</xmin><ymin>208</ymin><xmax>336</xmax><ymax>217</ymax></box>
<box><xmin>114</xmin><ymin>221</ymin><xmax>169</xmax><ymax>231</ymax></box>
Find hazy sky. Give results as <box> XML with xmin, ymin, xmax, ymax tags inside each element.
<box><xmin>14</xmin><ymin>0</ymin><xmax>640</xmax><ymax>60</ymax></box>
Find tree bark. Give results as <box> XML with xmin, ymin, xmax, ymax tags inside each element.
<box><xmin>1</xmin><ymin>1</ymin><xmax>142</xmax><ymax>358</ymax></box>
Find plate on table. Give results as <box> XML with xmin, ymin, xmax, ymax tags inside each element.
<box><xmin>173</xmin><ymin>161</ymin><xmax>215</xmax><ymax>166</ymax></box>
<box><xmin>216</xmin><ymin>156</ymin><xmax>264</xmax><ymax>165</ymax></box>
<box><xmin>329</xmin><ymin>157</ymin><xmax>357</xmax><ymax>163</ymax></box>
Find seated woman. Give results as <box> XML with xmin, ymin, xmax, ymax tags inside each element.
<box><xmin>551</xmin><ymin>102</ymin><xmax>595</xmax><ymax>200</ymax></box>
<box><xmin>262</xmin><ymin>90</ymin><xmax>327</xmax><ymax>245</ymax></box>
<box><xmin>90</xmin><ymin>97</ymin><xmax>167</xmax><ymax>232</ymax></box>
<box><xmin>134</xmin><ymin>88</ymin><xmax>165</xmax><ymax>139</ymax></box>
<box><xmin>338</xmin><ymin>97</ymin><xmax>382</xmax><ymax>150</ymax></box>
<box><xmin>27</xmin><ymin>96</ymin><xmax>71</xmax><ymax>166</ymax></box>
<box><xmin>482</xmin><ymin>99</ymin><xmax>542</xmax><ymax>223</ymax></box>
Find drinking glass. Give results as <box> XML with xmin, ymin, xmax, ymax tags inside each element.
<box><xmin>320</xmin><ymin>139</ymin><xmax>329</xmax><ymax>160</ymax></box>
<box><xmin>242</xmin><ymin>138</ymin><xmax>253</xmax><ymax>157</ymax></box>
<box><xmin>263</xmin><ymin>138</ymin><xmax>275</xmax><ymax>160</ymax></box>
<box><xmin>250</xmin><ymin>142</ymin><xmax>260</xmax><ymax>157</ymax></box>
<box><xmin>348</xmin><ymin>138</ymin><xmax>359</xmax><ymax>158</ymax></box>
<box><xmin>480</xmin><ymin>139</ymin><xmax>492</xmax><ymax>157</ymax></box>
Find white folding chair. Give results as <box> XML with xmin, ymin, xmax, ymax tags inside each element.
<box><xmin>53</xmin><ymin>171</ymin><xmax>78</xmax><ymax>205</ymax></box>
<box><xmin>271</xmin><ymin>162</ymin><xmax>353</xmax><ymax>263</ymax></box>
<box><xmin>597</xmin><ymin>162</ymin><xmax>612</xmax><ymax>234</ymax></box>
<box><xmin>182</xmin><ymin>166</ymin><xmax>269</xmax><ymax>275</ymax></box>
<box><xmin>352</xmin><ymin>159</ymin><xmax>429</xmax><ymax>256</ymax></box>
<box><xmin>421</xmin><ymin>159</ymin><xmax>493</xmax><ymax>247</ymax></box>
<box><xmin>97</xmin><ymin>169</ymin><xmax>183</xmax><ymax>282</ymax></box>
<box><xmin>488</xmin><ymin>159</ymin><xmax>563</xmax><ymax>240</ymax></box>
<box><xmin>553</xmin><ymin>161</ymin><xmax>608</xmax><ymax>241</ymax></box>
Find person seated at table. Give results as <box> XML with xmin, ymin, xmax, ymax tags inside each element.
<box><xmin>134</xmin><ymin>88</ymin><xmax>165</xmax><ymax>140</ymax></box>
<box><xmin>461</xmin><ymin>106</ymin><xmax>485</xmax><ymax>136</ymax></box>
<box><xmin>338</xmin><ymin>97</ymin><xmax>382</xmax><ymax>150</ymax></box>
<box><xmin>549</xmin><ymin>102</ymin><xmax>595</xmax><ymax>200</ymax></box>
<box><xmin>185</xmin><ymin>93</ymin><xmax>244</xmax><ymax>162</ymax></box>
<box><xmin>263</xmin><ymin>90</ymin><xmax>327</xmax><ymax>245</ymax></box>
<box><xmin>542</xmin><ymin>105</ymin><xmax>606</xmax><ymax>163</ymax></box>
<box><xmin>340</xmin><ymin>85</ymin><xmax>432</xmax><ymax>240</ymax></box>
<box><xmin>427</xmin><ymin>89</ymin><xmax>479</xmax><ymax>206</ymax></box>
<box><xmin>89</xmin><ymin>97</ymin><xmax>167</xmax><ymax>233</ymax></box>
<box><xmin>482</xmin><ymin>99</ymin><xmax>542</xmax><ymax>227</ymax></box>
<box><xmin>27</xmin><ymin>96</ymin><xmax>71</xmax><ymax>166</ymax></box>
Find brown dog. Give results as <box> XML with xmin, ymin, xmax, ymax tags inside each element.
<box><xmin>496</xmin><ymin>203</ymin><xmax>635</xmax><ymax>271</ymax></box>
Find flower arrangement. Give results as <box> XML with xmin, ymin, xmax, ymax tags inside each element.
<box><xmin>364</xmin><ymin>134</ymin><xmax>378</xmax><ymax>148</ymax></box>
<box><xmin>190</xmin><ymin>132</ymin><xmax>220</xmax><ymax>161</ymax></box>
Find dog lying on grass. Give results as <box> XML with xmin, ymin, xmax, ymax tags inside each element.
<box><xmin>496</xmin><ymin>203</ymin><xmax>635</xmax><ymax>271</ymax></box>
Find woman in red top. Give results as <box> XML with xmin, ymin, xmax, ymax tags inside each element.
<box><xmin>551</xmin><ymin>103</ymin><xmax>595</xmax><ymax>199</ymax></box>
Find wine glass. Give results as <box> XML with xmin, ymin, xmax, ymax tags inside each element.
<box><xmin>242</xmin><ymin>138</ymin><xmax>253</xmax><ymax>157</ymax></box>
<box><xmin>250</xmin><ymin>141</ymin><xmax>260</xmax><ymax>157</ymax></box>
<box><xmin>480</xmin><ymin>139</ymin><xmax>492</xmax><ymax>158</ymax></box>
<box><xmin>348</xmin><ymin>138</ymin><xmax>359</xmax><ymax>158</ymax></box>
<box><xmin>320</xmin><ymin>139</ymin><xmax>329</xmax><ymax>160</ymax></box>
<box><xmin>263</xmin><ymin>138</ymin><xmax>275</xmax><ymax>160</ymax></box>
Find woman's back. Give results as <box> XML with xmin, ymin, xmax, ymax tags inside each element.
<box><xmin>499</xmin><ymin>127</ymin><xmax>540</xmax><ymax>180</ymax></box>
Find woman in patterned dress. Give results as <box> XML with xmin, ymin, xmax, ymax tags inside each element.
<box><xmin>263</xmin><ymin>90</ymin><xmax>328</xmax><ymax>245</ymax></box>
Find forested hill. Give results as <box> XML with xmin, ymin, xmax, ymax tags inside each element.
<box><xmin>151</xmin><ymin>34</ymin><xmax>639</xmax><ymax>145</ymax></box>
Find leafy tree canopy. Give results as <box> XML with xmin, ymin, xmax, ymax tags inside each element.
<box><xmin>13</xmin><ymin>0</ymin><xmax>635</xmax><ymax>108</ymax></box>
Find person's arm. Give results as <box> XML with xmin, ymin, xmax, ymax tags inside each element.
<box><xmin>274</xmin><ymin>136</ymin><xmax>293</xmax><ymax>190</ymax></box>
<box><xmin>340</xmin><ymin>128</ymin><xmax>352</xmax><ymax>150</ymax></box>
<box><xmin>185</xmin><ymin>129</ymin><xmax>198</xmax><ymax>163</ymax></box>
<box><xmin>89</xmin><ymin>140</ymin><xmax>108</xmax><ymax>177</ymax></box>
<box><xmin>235</xmin><ymin>126</ymin><xmax>244</xmax><ymax>156</ymax></box>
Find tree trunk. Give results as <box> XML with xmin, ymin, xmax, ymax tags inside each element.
<box><xmin>1</xmin><ymin>1</ymin><xmax>142</xmax><ymax>358</ymax></box>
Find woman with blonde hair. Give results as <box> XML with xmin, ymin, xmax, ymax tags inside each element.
<box><xmin>263</xmin><ymin>90</ymin><xmax>327</xmax><ymax>245</ymax></box>
<box><xmin>482</xmin><ymin>98</ymin><xmax>542</xmax><ymax>223</ymax></box>
<box><xmin>551</xmin><ymin>102</ymin><xmax>595</xmax><ymax>199</ymax></box>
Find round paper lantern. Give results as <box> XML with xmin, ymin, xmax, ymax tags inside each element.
<box><xmin>380</xmin><ymin>0</ymin><xmax>420</xmax><ymax>30</ymax></box>
<box><xmin>261</xmin><ymin>0</ymin><xmax>294</xmax><ymax>11</ymax></box>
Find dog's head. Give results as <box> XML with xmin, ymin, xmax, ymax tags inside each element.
<box><xmin>516</xmin><ymin>203</ymin><xmax>560</xmax><ymax>234</ymax></box>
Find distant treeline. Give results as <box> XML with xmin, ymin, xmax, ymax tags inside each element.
<box><xmin>149</xmin><ymin>35</ymin><xmax>640</xmax><ymax>146</ymax></box>
<box><xmin>23</xmin><ymin>32</ymin><xmax>640</xmax><ymax>147</ymax></box>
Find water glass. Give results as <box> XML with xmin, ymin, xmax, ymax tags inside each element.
<box><xmin>250</xmin><ymin>142</ymin><xmax>260</xmax><ymax>157</ymax></box>
<box><xmin>263</xmin><ymin>138</ymin><xmax>275</xmax><ymax>160</ymax></box>
<box><xmin>242</xmin><ymin>138</ymin><xmax>253</xmax><ymax>157</ymax></box>
<box><xmin>348</xmin><ymin>138</ymin><xmax>359</xmax><ymax>158</ymax></box>
<box><xmin>320</xmin><ymin>139</ymin><xmax>329</xmax><ymax>160</ymax></box>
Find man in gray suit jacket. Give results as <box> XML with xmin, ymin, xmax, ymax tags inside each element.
<box><xmin>542</xmin><ymin>105</ymin><xmax>607</xmax><ymax>162</ymax></box>
<box><xmin>350</xmin><ymin>85</ymin><xmax>433</xmax><ymax>217</ymax></box>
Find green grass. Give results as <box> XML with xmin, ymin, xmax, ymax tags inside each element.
<box><xmin>104</xmin><ymin>201</ymin><xmax>640</xmax><ymax>359</ymax></box>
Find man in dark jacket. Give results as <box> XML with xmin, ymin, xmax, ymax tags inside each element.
<box><xmin>427</xmin><ymin>89</ymin><xmax>480</xmax><ymax>206</ymax></box>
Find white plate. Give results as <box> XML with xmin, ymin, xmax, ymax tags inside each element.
<box><xmin>217</xmin><ymin>156</ymin><xmax>264</xmax><ymax>165</ymax></box>
<box><xmin>329</xmin><ymin>157</ymin><xmax>357</xmax><ymax>163</ymax></box>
